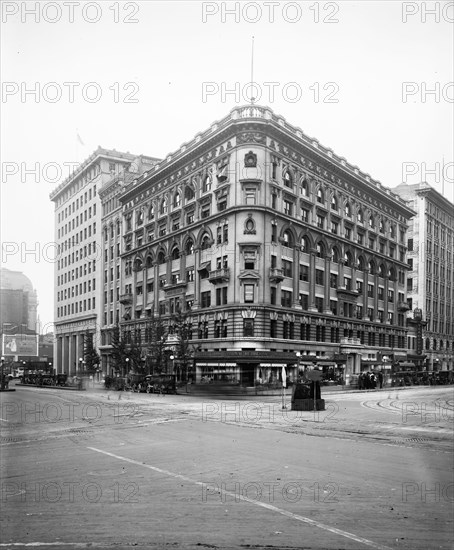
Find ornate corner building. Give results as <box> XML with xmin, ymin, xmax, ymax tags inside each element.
<box><xmin>117</xmin><ymin>105</ymin><xmax>417</xmax><ymax>386</ymax></box>
<box><xmin>392</xmin><ymin>182</ymin><xmax>454</xmax><ymax>372</ymax></box>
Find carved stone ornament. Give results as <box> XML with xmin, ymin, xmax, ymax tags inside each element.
<box><xmin>244</xmin><ymin>150</ymin><xmax>257</xmax><ymax>168</ymax></box>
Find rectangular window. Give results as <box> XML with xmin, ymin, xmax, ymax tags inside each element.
<box><xmin>299</xmin><ymin>293</ymin><xmax>308</xmax><ymax>309</ymax></box>
<box><xmin>281</xmin><ymin>290</ymin><xmax>292</xmax><ymax>307</ymax></box>
<box><xmin>316</xmin><ymin>215</ymin><xmax>324</xmax><ymax>229</ymax></box>
<box><xmin>315</xmin><ymin>296</ymin><xmax>324</xmax><ymax>313</ymax></box>
<box><xmin>244</xmin><ymin>284</ymin><xmax>254</xmax><ymax>303</ymax></box>
<box><xmin>270</xmin><ymin>287</ymin><xmax>276</xmax><ymax>305</ymax></box>
<box><xmin>201</xmin><ymin>291</ymin><xmax>211</xmax><ymax>308</ymax></box>
<box><xmin>300</xmin><ymin>265</ymin><xmax>309</xmax><ymax>281</ymax></box>
<box><xmin>282</xmin><ymin>260</ymin><xmax>292</xmax><ymax>278</ymax></box>
<box><xmin>315</xmin><ymin>269</ymin><xmax>324</xmax><ymax>286</ymax></box>
<box><xmin>243</xmin><ymin>319</ymin><xmax>254</xmax><ymax>337</ymax></box>
<box><xmin>284</xmin><ymin>200</ymin><xmax>293</xmax><ymax>216</ymax></box>
<box><xmin>330</xmin><ymin>273</ymin><xmax>338</xmax><ymax>288</ymax></box>
<box><xmin>301</xmin><ymin>209</ymin><xmax>309</xmax><ymax>223</ymax></box>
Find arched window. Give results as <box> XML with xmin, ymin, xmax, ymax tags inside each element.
<box><xmin>160</xmin><ymin>198</ymin><xmax>167</xmax><ymax>215</ymax></box>
<box><xmin>173</xmin><ymin>192</ymin><xmax>181</xmax><ymax>208</ymax></box>
<box><xmin>316</xmin><ymin>188</ymin><xmax>324</xmax><ymax>204</ymax></box>
<box><xmin>283</xmin><ymin>171</ymin><xmax>293</xmax><ymax>188</ymax></box>
<box><xmin>344</xmin><ymin>251</ymin><xmax>353</xmax><ymax>267</ymax></box>
<box><xmin>379</xmin><ymin>220</ymin><xmax>385</xmax><ymax>234</ymax></box>
<box><xmin>157</xmin><ymin>251</ymin><xmax>166</xmax><ymax>265</ymax></box>
<box><xmin>425</xmin><ymin>338</ymin><xmax>430</xmax><ymax>350</ymax></box>
<box><xmin>171</xmin><ymin>247</ymin><xmax>180</xmax><ymax>260</ymax></box>
<box><xmin>301</xmin><ymin>179</ymin><xmax>309</xmax><ymax>197</ymax></box>
<box><xmin>368</xmin><ymin>260</ymin><xmax>376</xmax><ymax>275</ymax></box>
<box><xmin>185</xmin><ymin>239</ymin><xmax>194</xmax><ymax>255</ymax></box>
<box><xmin>316</xmin><ymin>242</ymin><xmax>325</xmax><ymax>258</ymax></box>
<box><xmin>388</xmin><ymin>267</ymin><xmax>396</xmax><ymax>281</ymax></box>
<box><xmin>345</xmin><ymin>203</ymin><xmax>351</xmax><ymax>218</ymax></box>
<box><xmin>331</xmin><ymin>195</ymin><xmax>338</xmax><ymax>211</ymax></box>
<box><xmin>146</xmin><ymin>256</ymin><xmax>153</xmax><ymax>268</ymax></box>
<box><xmin>357</xmin><ymin>209</ymin><xmax>363</xmax><ymax>224</ymax></box>
<box><xmin>301</xmin><ymin>235</ymin><xmax>310</xmax><ymax>253</ymax></box>
<box><xmin>202</xmin><ymin>174</ymin><xmax>212</xmax><ymax>192</ymax></box>
<box><xmin>134</xmin><ymin>258</ymin><xmax>143</xmax><ymax>271</ymax></box>
<box><xmin>201</xmin><ymin>234</ymin><xmax>211</xmax><ymax>250</ymax></box>
<box><xmin>357</xmin><ymin>256</ymin><xmax>365</xmax><ymax>271</ymax></box>
<box><xmin>331</xmin><ymin>247</ymin><xmax>339</xmax><ymax>263</ymax></box>
<box><xmin>283</xmin><ymin>229</ymin><xmax>294</xmax><ymax>246</ymax></box>
<box><xmin>185</xmin><ymin>184</ymin><xmax>195</xmax><ymax>201</ymax></box>
<box><xmin>148</xmin><ymin>204</ymin><xmax>155</xmax><ymax>220</ymax></box>
<box><xmin>379</xmin><ymin>264</ymin><xmax>386</xmax><ymax>278</ymax></box>
<box><xmin>369</xmin><ymin>215</ymin><xmax>375</xmax><ymax>229</ymax></box>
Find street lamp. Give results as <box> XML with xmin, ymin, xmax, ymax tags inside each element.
<box><xmin>169</xmin><ymin>355</ymin><xmax>175</xmax><ymax>376</ymax></box>
<box><xmin>125</xmin><ymin>357</ymin><xmax>129</xmax><ymax>377</ymax></box>
<box><xmin>79</xmin><ymin>357</ymin><xmax>83</xmax><ymax>376</ymax></box>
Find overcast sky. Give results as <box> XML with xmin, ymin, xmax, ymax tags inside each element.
<box><xmin>1</xmin><ymin>0</ymin><xmax>453</xmax><ymax>333</ymax></box>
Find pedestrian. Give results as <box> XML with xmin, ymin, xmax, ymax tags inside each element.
<box><xmin>378</xmin><ymin>371</ymin><xmax>384</xmax><ymax>389</ymax></box>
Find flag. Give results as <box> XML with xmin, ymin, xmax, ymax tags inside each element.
<box><xmin>282</xmin><ymin>366</ymin><xmax>287</xmax><ymax>388</ymax></box>
<box><xmin>76</xmin><ymin>132</ymin><xmax>85</xmax><ymax>146</ymax></box>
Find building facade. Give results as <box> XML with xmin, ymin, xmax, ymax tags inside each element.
<box><xmin>118</xmin><ymin>105</ymin><xmax>415</xmax><ymax>386</ymax></box>
<box><xmin>50</xmin><ymin>148</ymin><xmax>140</xmax><ymax>375</ymax></box>
<box><xmin>393</xmin><ymin>182</ymin><xmax>454</xmax><ymax>371</ymax></box>
<box><xmin>0</xmin><ymin>268</ymin><xmax>38</xmax><ymax>332</ymax></box>
<box><xmin>98</xmin><ymin>155</ymin><xmax>160</xmax><ymax>374</ymax></box>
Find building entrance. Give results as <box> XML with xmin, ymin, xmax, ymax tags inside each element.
<box><xmin>240</xmin><ymin>363</ymin><xmax>256</xmax><ymax>386</ymax></box>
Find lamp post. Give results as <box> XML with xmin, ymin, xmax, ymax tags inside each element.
<box><xmin>78</xmin><ymin>357</ymin><xmax>83</xmax><ymax>376</ymax></box>
<box><xmin>125</xmin><ymin>357</ymin><xmax>129</xmax><ymax>377</ymax></box>
<box><xmin>169</xmin><ymin>355</ymin><xmax>175</xmax><ymax>376</ymax></box>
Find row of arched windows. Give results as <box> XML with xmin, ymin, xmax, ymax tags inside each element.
<box><xmin>281</xmin><ymin>169</ymin><xmax>397</xmax><ymax>237</ymax></box>
<box><xmin>282</xmin><ymin>229</ymin><xmax>397</xmax><ymax>279</ymax></box>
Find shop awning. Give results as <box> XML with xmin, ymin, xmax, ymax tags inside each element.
<box><xmin>317</xmin><ymin>362</ymin><xmax>337</xmax><ymax>367</ymax></box>
<box><xmin>197</xmin><ymin>262</ymin><xmax>211</xmax><ymax>272</ymax></box>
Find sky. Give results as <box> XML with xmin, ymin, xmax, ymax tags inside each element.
<box><xmin>1</xmin><ymin>0</ymin><xmax>453</xmax><ymax>333</ymax></box>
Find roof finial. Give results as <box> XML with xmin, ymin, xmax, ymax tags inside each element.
<box><xmin>250</xmin><ymin>36</ymin><xmax>255</xmax><ymax>105</ymax></box>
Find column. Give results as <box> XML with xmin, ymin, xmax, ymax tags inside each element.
<box><xmin>68</xmin><ymin>334</ymin><xmax>73</xmax><ymax>376</ymax></box>
<box><xmin>383</xmin><ymin>276</ymin><xmax>389</xmax><ymax>322</ymax></box>
<box><xmin>153</xmin><ymin>261</ymin><xmax>159</xmax><ymax>310</ymax></box>
<box><xmin>57</xmin><ymin>337</ymin><xmax>63</xmax><ymax>374</ymax></box>
<box><xmin>308</xmin><ymin>249</ymin><xmax>317</xmax><ymax>312</ymax></box>
<box><xmin>193</xmin><ymin>246</ymin><xmax>200</xmax><ymax>309</ymax></box>
<box><xmin>374</xmin><ymin>273</ymin><xmax>379</xmax><ymax>322</ymax></box>
<box><xmin>323</xmin><ymin>254</ymin><xmax>332</xmax><ymax>314</ymax></box>
<box><xmin>63</xmin><ymin>335</ymin><xmax>69</xmax><ymax>375</ymax></box>
<box><xmin>362</xmin><ymin>269</ymin><xmax>369</xmax><ymax>320</ymax></box>
<box><xmin>293</xmin><ymin>246</ymin><xmax>301</xmax><ymax>309</ymax></box>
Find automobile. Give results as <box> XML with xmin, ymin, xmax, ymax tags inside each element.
<box><xmin>145</xmin><ymin>374</ymin><xmax>177</xmax><ymax>394</ymax></box>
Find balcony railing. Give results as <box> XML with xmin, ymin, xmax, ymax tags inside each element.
<box><xmin>397</xmin><ymin>302</ymin><xmax>411</xmax><ymax>312</ymax></box>
<box><xmin>208</xmin><ymin>268</ymin><xmax>230</xmax><ymax>284</ymax></box>
<box><xmin>340</xmin><ymin>337</ymin><xmax>361</xmax><ymax>346</ymax></box>
<box><xmin>269</xmin><ymin>267</ymin><xmax>284</xmax><ymax>283</ymax></box>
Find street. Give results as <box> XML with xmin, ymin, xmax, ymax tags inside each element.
<box><xmin>1</xmin><ymin>383</ymin><xmax>453</xmax><ymax>550</ymax></box>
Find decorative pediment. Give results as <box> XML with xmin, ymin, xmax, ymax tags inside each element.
<box><xmin>238</xmin><ymin>270</ymin><xmax>261</xmax><ymax>281</ymax></box>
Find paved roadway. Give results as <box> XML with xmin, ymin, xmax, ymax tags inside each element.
<box><xmin>1</xmin><ymin>383</ymin><xmax>453</xmax><ymax>550</ymax></box>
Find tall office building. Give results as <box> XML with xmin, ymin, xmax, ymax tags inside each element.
<box><xmin>393</xmin><ymin>182</ymin><xmax>454</xmax><ymax>371</ymax></box>
<box><xmin>50</xmin><ymin>148</ymin><xmax>141</xmax><ymax>374</ymax></box>
<box><xmin>118</xmin><ymin>105</ymin><xmax>416</xmax><ymax>386</ymax></box>
<box><xmin>0</xmin><ymin>268</ymin><xmax>38</xmax><ymax>332</ymax></box>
